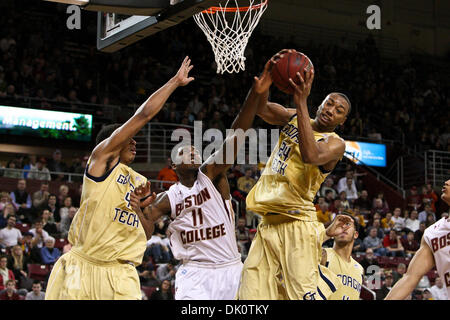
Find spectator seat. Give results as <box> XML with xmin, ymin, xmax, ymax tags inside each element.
<box><xmin>360</xmin><ymin>285</ymin><xmax>376</xmax><ymax>300</ymax></box>
<box><xmin>54</xmin><ymin>238</ymin><xmax>69</xmax><ymax>250</ymax></box>
<box><xmin>28</xmin><ymin>264</ymin><xmax>51</xmax><ymax>281</ymax></box>
<box><xmin>141</xmin><ymin>286</ymin><xmax>158</xmax><ymax>299</ymax></box>
<box><xmin>15</xmin><ymin>223</ymin><xmax>30</xmax><ymax>234</ymax></box>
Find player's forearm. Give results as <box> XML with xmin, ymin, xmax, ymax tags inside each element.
<box><xmin>255</xmin><ymin>90</ymin><xmax>271</xmax><ymax>120</ymax></box>
<box><xmin>212</xmin><ymin>86</ymin><xmax>261</xmax><ymax>169</ymax></box>
<box><xmin>136</xmin><ymin>209</ymin><xmax>155</xmax><ymax>240</ymax></box>
<box><xmin>295</xmin><ymin>100</ymin><xmax>320</xmax><ymax>164</ymax></box>
<box><xmin>230</xmin><ymin>85</ymin><xmax>260</xmax><ymax>132</ymax></box>
<box><xmin>322</xmin><ymin>226</ymin><xmax>334</xmax><ymax>242</ymax></box>
<box><xmin>256</xmin><ymin>90</ymin><xmax>269</xmax><ymax>113</ymax></box>
<box><xmin>137</xmin><ymin>78</ymin><xmax>179</xmax><ymax>121</ymax></box>
<box><xmin>385</xmin><ymin>274</ymin><xmax>420</xmax><ymax>300</ymax></box>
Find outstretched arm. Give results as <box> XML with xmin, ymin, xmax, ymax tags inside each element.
<box><xmin>385</xmin><ymin>238</ymin><xmax>435</xmax><ymax>300</ymax></box>
<box><xmin>289</xmin><ymin>70</ymin><xmax>345</xmax><ymax>167</ymax></box>
<box><xmin>202</xmin><ymin>50</ymin><xmax>288</xmax><ymax>180</ymax></box>
<box><xmin>89</xmin><ymin>57</ymin><xmax>194</xmax><ymax>177</ymax></box>
<box><xmin>130</xmin><ymin>182</ymin><xmax>171</xmax><ymax>240</ymax></box>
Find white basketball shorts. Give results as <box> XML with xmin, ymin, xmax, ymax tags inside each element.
<box><xmin>174</xmin><ymin>258</ymin><xmax>243</xmax><ymax>300</ymax></box>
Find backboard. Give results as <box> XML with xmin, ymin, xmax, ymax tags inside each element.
<box><xmin>96</xmin><ymin>0</ymin><xmax>222</xmax><ymax>52</ymax></box>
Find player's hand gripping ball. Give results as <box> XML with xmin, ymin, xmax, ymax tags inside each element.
<box><xmin>271</xmin><ymin>50</ymin><xmax>314</xmax><ymax>95</ymax></box>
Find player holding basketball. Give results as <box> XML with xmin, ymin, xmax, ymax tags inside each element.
<box><xmin>238</xmin><ymin>50</ymin><xmax>353</xmax><ymax>300</ymax></box>
<box><xmin>321</xmin><ymin>213</ymin><xmax>364</xmax><ymax>300</ymax></box>
<box><xmin>129</xmin><ymin>55</ymin><xmax>284</xmax><ymax>300</ymax></box>
<box><xmin>44</xmin><ymin>57</ymin><xmax>194</xmax><ymax>300</ymax></box>
<box><xmin>385</xmin><ymin>179</ymin><xmax>450</xmax><ymax>300</ymax></box>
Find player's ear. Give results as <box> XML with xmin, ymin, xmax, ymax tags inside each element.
<box><xmin>354</xmin><ymin>231</ymin><xmax>359</xmax><ymax>240</ymax></box>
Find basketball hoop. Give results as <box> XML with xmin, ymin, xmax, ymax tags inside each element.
<box><xmin>193</xmin><ymin>0</ymin><xmax>268</xmax><ymax>74</ymax></box>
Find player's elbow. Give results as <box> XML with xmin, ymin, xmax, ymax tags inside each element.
<box><xmin>136</xmin><ymin>107</ymin><xmax>154</xmax><ymax>122</ymax></box>
<box><xmin>301</xmin><ymin>153</ymin><xmax>320</xmax><ymax>165</ymax></box>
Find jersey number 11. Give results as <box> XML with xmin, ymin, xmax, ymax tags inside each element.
<box><xmin>192</xmin><ymin>208</ymin><xmax>204</xmax><ymax>226</ymax></box>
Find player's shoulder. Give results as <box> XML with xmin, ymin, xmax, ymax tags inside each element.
<box><xmin>329</xmin><ymin>133</ymin><xmax>345</xmax><ymax>146</ymax></box>
<box><xmin>324</xmin><ymin>247</ymin><xmax>334</xmax><ymax>254</ymax></box>
<box><xmin>424</xmin><ymin>217</ymin><xmax>446</xmax><ymax>236</ymax></box>
<box><xmin>318</xmin><ymin>132</ymin><xmax>345</xmax><ymax>146</ymax></box>
<box><xmin>166</xmin><ymin>181</ymin><xmax>181</xmax><ymax>197</ymax></box>
<box><xmin>324</xmin><ymin>247</ymin><xmax>337</xmax><ymax>261</ymax></box>
<box><xmin>350</xmin><ymin>257</ymin><xmax>364</xmax><ymax>274</ymax></box>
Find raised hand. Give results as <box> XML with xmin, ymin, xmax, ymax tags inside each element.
<box><xmin>173</xmin><ymin>56</ymin><xmax>195</xmax><ymax>87</ymax></box>
<box><xmin>130</xmin><ymin>181</ymin><xmax>157</xmax><ymax>213</ymax></box>
<box><xmin>288</xmin><ymin>68</ymin><xmax>314</xmax><ymax>106</ymax></box>
<box><xmin>326</xmin><ymin>214</ymin><xmax>353</xmax><ymax>238</ymax></box>
<box><xmin>254</xmin><ymin>49</ymin><xmax>293</xmax><ymax>94</ymax></box>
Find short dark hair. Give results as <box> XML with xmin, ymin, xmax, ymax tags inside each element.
<box><xmin>333</xmin><ymin>92</ymin><xmax>352</xmax><ymax>115</ymax></box>
<box><xmin>7</xmin><ymin>214</ymin><xmax>16</xmax><ymax>220</ymax></box>
<box><xmin>32</xmin><ymin>280</ymin><xmax>42</xmax><ymax>286</ymax></box>
<box><xmin>96</xmin><ymin>124</ymin><xmax>122</xmax><ymax>146</ymax></box>
<box><xmin>34</xmin><ymin>217</ymin><xmax>43</xmax><ymax>224</ymax></box>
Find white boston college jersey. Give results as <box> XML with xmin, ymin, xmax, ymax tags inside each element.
<box><xmin>423</xmin><ymin>217</ymin><xmax>450</xmax><ymax>299</ymax></box>
<box><xmin>166</xmin><ymin>169</ymin><xmax>241</xmax><ymax>265</ymax></box>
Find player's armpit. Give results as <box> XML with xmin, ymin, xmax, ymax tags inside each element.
<box><xmin>385</xmin><ymin>238</ymin><xmax>435</xmax><ymax>300</ymax></box>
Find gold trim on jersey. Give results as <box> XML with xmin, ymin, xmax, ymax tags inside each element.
<box><xmin>246</xmin><ymin>117</ymin><xmax>342</xmax><ymax>224</ymax></box>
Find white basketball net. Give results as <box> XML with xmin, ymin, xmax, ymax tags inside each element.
<box><xmin>193</xmin><ymin>0</ymin><xmax>268</xmax><ymax>74</ymax></box>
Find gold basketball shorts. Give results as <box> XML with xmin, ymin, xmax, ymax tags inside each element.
<box><xmin>238</xmin><ymin>215</ymin><xmax>341</xmax><ymax>300</ymax></box>
<box><xmin>45</xmin><ymin>248</ymin><xmax>141</xmax><ymax>300</ymax></box>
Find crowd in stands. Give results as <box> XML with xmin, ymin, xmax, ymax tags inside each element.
<box><xmin>0</xmin><ymin>150</ymin><xmax>89</xmax><ymax>183</ymax></box>
<box><xmin>225</xmin><ymin>161</ymin><xmax>449</xmax><ymax>300</ymax></box>
<box><xmin>1</xmin><ymin>149</ymin><xmax>449</xmax><ymax>299</ymax></box>
<box><xmin>0</xmin><ymin>0</ymin><xmax>449</xmax><ymax>300</ymax></box>
<box><xmin>1</xmin><ymin>1</ymin><xmax>449</xmax><ymax>153</ymax></box>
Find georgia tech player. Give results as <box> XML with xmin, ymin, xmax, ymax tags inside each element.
<box><xmin>238</xmin><ymin>50</ymin><xmax>352</xmax><ymax>300</ymax></box>
<box><xmin>321</xmin><ymin>213</ymin><xmax>364</xmax><ymax>300</ymax></box>
<box><xmin>129</xmin><ymin>52</ymin><xmax>287</xmax><ymax>300</ymax></box>
<box><xmin>386</xmin><ymin>179</ymin><xmax>450</xmax><ymax>300</ymax></box>
<box><xmin>45</xmin><ymin>57</ymin><xmax>194</xmax><ymax>300</ymax></box>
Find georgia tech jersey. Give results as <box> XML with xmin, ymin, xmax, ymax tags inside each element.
<box><xmin>324</xmin><ymin>248</ymin><xmax>364</xmax><ymax>300</ymax></box>
<box><xmin>246</xmin><ymin>116</ymin><xmax>342</xmax><ymax>221</ymax></box>
<box><xmin>68</xmin><ymin>159</ymin><xmax>148</xmax><ymax>266</ymax></box>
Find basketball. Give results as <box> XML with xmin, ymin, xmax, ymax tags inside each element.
<box><xmin>271</xmin><ymin>50</ymin><xmax>314</xmax><ymax>95</ymax></box>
